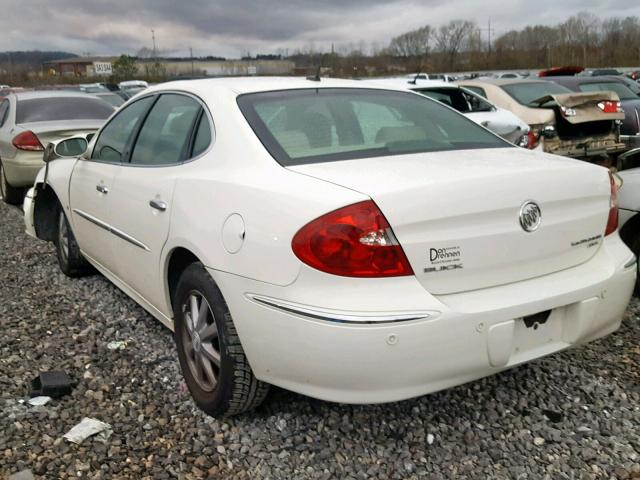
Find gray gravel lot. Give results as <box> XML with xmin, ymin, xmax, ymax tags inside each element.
<box><xmin>1</xmin><ymin>200</ymin><xmax>639</xmax><ymax>480</ymax></box>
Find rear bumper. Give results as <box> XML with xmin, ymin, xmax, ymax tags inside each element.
<box><xmin>621</xmin><ymin>134</ymin><xmax>640</xmax><ymax>149</ymax></box>
<box><xmin>2</xmin><ymin>151</ymin><xmax>44</xmax><ymax>187</ymax></box>
<box><xmin>544</xmin><ymin>135</ymin><xmax>626</xmax><ymax>159</ymax></box>
<box><xmin>212</xmin><ymin>234</ymin><xmax>635</xmax><ymax>404</ymax></box>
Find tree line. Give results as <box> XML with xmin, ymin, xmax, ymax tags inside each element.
<box><xmin>294</xmin><ymin>12</ymin><xmax>640</xmax><ymax>76</ymax></box>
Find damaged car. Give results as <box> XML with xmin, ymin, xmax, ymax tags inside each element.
<box><xmin>457</xmin><ymin>79</ymin><xmax>626</xmax><ymax>162</ymax></box>
<box><xmin>547</xmin><ymin>76</ymin><xmax>640</xmax><ymax>162</ymax></box>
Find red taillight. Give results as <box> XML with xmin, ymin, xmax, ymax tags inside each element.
<box><xmin>291</xmin><ymin>200</ymin><xmax>414</xmax><ymax>277</ymax></box>
<box><xmin>12</xmin><ymin>131</ymin><xmax>44</xmax><ymax>151</ymax></box>
<box><xmin>526</xmin><ymin>130</ymin><xmax>540</xmax><ymax>149</ymax></box>
<box><xmin>597</xmin><ymin>101</ymin><xmax>623</xmax><ymax>114</ymax></box>
<box><xmin>605</xmin><ymin>172</ymin><xmax>619</xmax><ymax>236</ymax></box>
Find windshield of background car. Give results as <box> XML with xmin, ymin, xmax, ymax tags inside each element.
<box><xmin>237</xmin><ymin>88</ymin><xmax>510</xmax><ymax>166</ymax></box>
<box><xmin>577</xmin><ymin>82</ymin><xmax>636</xmax><ymax>100</ymax></box>
<box><xmin>16</xmin><ymin>97</ymin><xmax>114</xmax><ymax>123</ymax></box>
<box><xmin>501</xmin><ymin>82</ymin><xmax>572</xmax><ymax>106</ymax></box>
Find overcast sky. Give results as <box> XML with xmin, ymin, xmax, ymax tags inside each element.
<box><xmin>2</xmin><ymin>0</ymin><xmax>640</xmax><ymax>58</ymax></box>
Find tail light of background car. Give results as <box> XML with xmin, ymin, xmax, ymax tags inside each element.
<box><xmin>12</xmin><ymin>131</ymin><xmax>44</xmax><ymax>151</ymax></box>
<box><xmin>597</xmin><ymin>101</ymin><xmax>623</xmax><ymax>114</ymax></box>
<box><xmin>525</xmin><ymin>130</ymin><xmax>541</xmax><ymax>149</ymax></box>
<box><xmin>605</xmin><ymin>172</ymin><xmax>620</xmax><ymax>236</ymax></box>
<box><xmin>292</xmin><ymin>200</ymin><xmax>414</xmax><ymax>277</ymax></box>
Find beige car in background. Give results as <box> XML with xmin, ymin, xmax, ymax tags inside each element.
<box><xmin>458</xmin><ymin>78</ymin><xmax>626</xmax><ymax>163</ymax></box>
<box><xmin>0</xmin><ymin>91</ymin><xmax>114</xmax><ymax>204</ymax></box>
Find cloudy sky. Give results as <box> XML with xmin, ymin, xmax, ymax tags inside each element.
<box><xmin>2</xmin><ymin>0</ymin><xmax>640</xmax><ymax>58</ymax></box>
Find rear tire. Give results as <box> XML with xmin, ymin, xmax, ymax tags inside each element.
<box><xmin>627</xmin><ymin>233</ymin><xmax>640</xmax><ymax>297</ymax></box>
<box><xmin>0</xmin><ymin>161</ymin><xmax>23</xmax><ymax>205</ymax></box>
<box><xmin>173</xmin><ymin>262</ymin><xmax>269</xmax><ymax>417</ymax></box>
<box><xmin>55</xmin><ymin>209</ymin><xmax>92</xmax><ymax>277</ymax></box>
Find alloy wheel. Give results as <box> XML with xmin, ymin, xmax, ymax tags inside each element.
<box><xmin>58</xmin><ymin>213</ymin><xmax>70</xmax><ymax>265</ymax></box>
<box><xmin>181</xmin><ymin>291</ymin><xmax>221</xmax><ymax>392</ymax></box>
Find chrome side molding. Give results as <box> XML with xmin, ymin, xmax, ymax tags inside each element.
<box><xmin>246</xmin><ymin>293</ymin><xmax>435</xmax><ymax>324</ymax></box>
<box><xmin>73</xmin><ymin>209</ymin><xmax>150</xmax><ymax>251</ymax></box>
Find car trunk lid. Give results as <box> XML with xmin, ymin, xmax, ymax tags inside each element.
<box><xmin>289</xmin><ymin>148</ymin><xmax>611</xmax><ymax>294</ymax></box>
<box><xmin>529</xmin><ymin>91</ymin><xmax>625</xmax><ymax>124</ymax></box>
<box><xmin>16</xmin><ymin>120</ymin><xmax>103</xmax><ymax>146</ymax></box>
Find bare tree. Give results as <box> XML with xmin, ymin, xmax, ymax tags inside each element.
<box><xmin>435</xmin><ymin>20</ymin><xmax>476</xmax><ymax>70</ymax></box>
<box><xmin>388</xmin><ymin>26</ymin><xmax>433</xmax><ymax>58</ymax></box>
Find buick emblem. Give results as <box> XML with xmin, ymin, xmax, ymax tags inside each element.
<box><xmin>519</xmin><ymin>201</ymin><xmax>541</xmax><ymax>232</ymax></box>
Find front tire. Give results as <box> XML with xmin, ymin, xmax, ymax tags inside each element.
<box><xmin>55</xmin><ymin>209</ymin><xmax>92</xmax><ymax>277</ymax></box>
<box><xmin>0</xmin><ymin>161</ymin><xmax>23</xmax><ymax>205</ymax></box>
<box><xmin>173</xmin><ymin>263</ymin><xmax>269</xmax><ymax>417</ymax></box>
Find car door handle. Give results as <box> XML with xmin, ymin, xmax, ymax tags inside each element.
<box><xmin>96</xmin><ymin>184</ymin><xmax>109</xmax><ymax>194</ymax></box>
<box><xmin>149</xmin><ymin>199</ymin><xmax>167</xmax><ymax>211</ymax></box>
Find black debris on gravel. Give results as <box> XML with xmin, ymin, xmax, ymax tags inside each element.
<box><xmin>1</xmin><ymin>201</ymin><xmax>639</xmax><ymax>479</ymax></box>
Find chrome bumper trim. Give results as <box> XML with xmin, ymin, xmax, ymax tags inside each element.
<box><xmin>246</xmin><ymin>293</ymin><xmax>435</xmax><ymax>324</ymax></box>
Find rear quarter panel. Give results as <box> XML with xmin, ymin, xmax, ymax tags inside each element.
<box><xmin>162</xmin><ymin>90</ymin><xmax>367</xmax><ymax>288</ymax></box>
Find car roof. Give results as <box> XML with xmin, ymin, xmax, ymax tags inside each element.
<box><xmin>13</xmin><ymin>90</ymin><xmax>99</xmax><ymax>100</ymax></box>
<box><xmin>459</xmin><ymin>78</ymin><xmax>551</xmax><ymax>86</ymax></box>
<box><xmin>364</xmin><ymin>78</ymin><xmax>452</xmax><ymax>89</ymax></box>
<box><xmin>147</xmin><ymin>76</ymin><xmax>426</xmax><ymax>97</ymax></box>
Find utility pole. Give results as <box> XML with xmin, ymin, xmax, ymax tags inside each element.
<box><xmin>151</xmin><ymin>29</ymin><xmax>157</xmax><ymax>60</ymax></box>
<box><xmin>190</xmin><ymin>47</ymin><xmax>194</xmax><ymax>75</ymax></box>
<box><xmin>479</xmin><ymin>19</ymin><xmax>494</xmax><ymax>55</ymax></box>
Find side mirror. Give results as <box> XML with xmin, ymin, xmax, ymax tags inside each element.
<box><xmin>43</xmin><ymin>137</ymin><xmax>88</xmax><ymax>163</ymax></box>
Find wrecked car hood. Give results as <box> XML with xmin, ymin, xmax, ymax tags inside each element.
<box><xmin>529</xmin><ymin>91</ymin><xmax>625</xmax><ymax>124</ymax></box>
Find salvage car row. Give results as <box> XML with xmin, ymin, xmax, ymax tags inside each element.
<box><xmin>3</xmin><ymin>73</ymin><xmax>640</xmax><ymax>418</ymax></box>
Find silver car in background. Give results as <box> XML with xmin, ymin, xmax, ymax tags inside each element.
<box><xmin>366</xmin><ymin>78</ymin><xmax>530</xmax><ymax>146</ymax></box>
<box><xmin>0</xmin><ymin>91</ymin><xmax>114</xmax><ymax>204</ymax></box>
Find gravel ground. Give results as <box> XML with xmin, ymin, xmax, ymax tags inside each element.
<box><xmin>1</xmin><ymin>200</ymin><xmax>639</xmax><ymax>480</ymax></box>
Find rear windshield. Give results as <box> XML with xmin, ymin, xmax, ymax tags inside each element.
<box><xmin>237</xmin><ymin>88</ymin><xmax>509</xmax><ymax>166</ymax></box>
<box><xmin>578</xmin><ymin>82</ymin><xmax>636</xmax><ymax>100</ymax></box>
<box><xmin>16</xmin><ymin>97</ymin><xmax>114</xmax><ymax>123</ymax></box>
<box><xmin>501</xmin><ymin>82</ymin><xmax>572</xmax><ymax>106</ymax></box>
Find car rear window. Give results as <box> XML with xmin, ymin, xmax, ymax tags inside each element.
<box><xmin>577</xmin><ymin>82</ymin><xmax>636</xmax><ymax>100</ymax></box>
<box><xmin>16</xmin><ymin>97</ymin><xmax>114</xmax><ymax>123</ymax></box>
<box><xmin>237</xmin><ymin>88</ymin><xmax>509</xmax><ymax>166</ymax></box>
<box><xmin>501</xmin><ymin>82</ymin><xmax>572</xmax><ymax>106</ymax></box>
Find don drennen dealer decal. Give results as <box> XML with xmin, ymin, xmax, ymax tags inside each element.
<box><xmin>424</xmin><ymin>246</ymin><xmax>463</xmax><ymax>273</ymax></box>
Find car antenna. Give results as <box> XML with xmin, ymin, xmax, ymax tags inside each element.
<box><xmin>307</xmin><ymin>56</ymin><xmax>322</xmax><ymax>82</ymax></box>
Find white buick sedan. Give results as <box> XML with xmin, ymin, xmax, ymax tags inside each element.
<box><xmin>24</xmin><ymin>77</ymin><xmax>636</xmax><ymax>417</ymax></box>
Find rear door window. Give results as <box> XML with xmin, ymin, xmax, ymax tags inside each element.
<box><xmin>191</xmin><ymin>114</ymin><xmax>212</xmax><ymax>157</ymax></box>
<box><xmin>130</xmin><ymin>94</ymin><xmax>201</xmax><ymax>166</ymax></box>
<box><xmin>16</xmin><ymin>96</ymin><xmax>114</xmax><ymax>123</ymax></box>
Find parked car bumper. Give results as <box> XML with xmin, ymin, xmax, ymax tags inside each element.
<box><xmin>212</xmin><ymin>234</ymin><xmax>635</xmax><ymax>404</ymax></box>
<box><xmin>621</xmin><ymin>134</ymin><xmax>640</xmax><ymax>149</ymax></box>
<box><xmin>2</xmin><ymin>151</ymin><xmax>44</xmax><ymax>187</ymax></box>
<box><xmin>544</xmin><ymin>137</ymin><xmax>626</xmax><ymax>159</ymax></box>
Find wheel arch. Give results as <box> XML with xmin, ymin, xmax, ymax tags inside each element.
<box><xmin>619</xmin><ymin>211</ymin><xmax>640</xmax><ymax>251</ymax></box>
<box><xmin>165</xmin><ymin>246</ymin><xmax>204</xmax><ymax>312</ymax></box>
<box><xmin>33</xmin><ymin>182</ymin><xmax>63</xmax><ymax>242</ymax></box>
